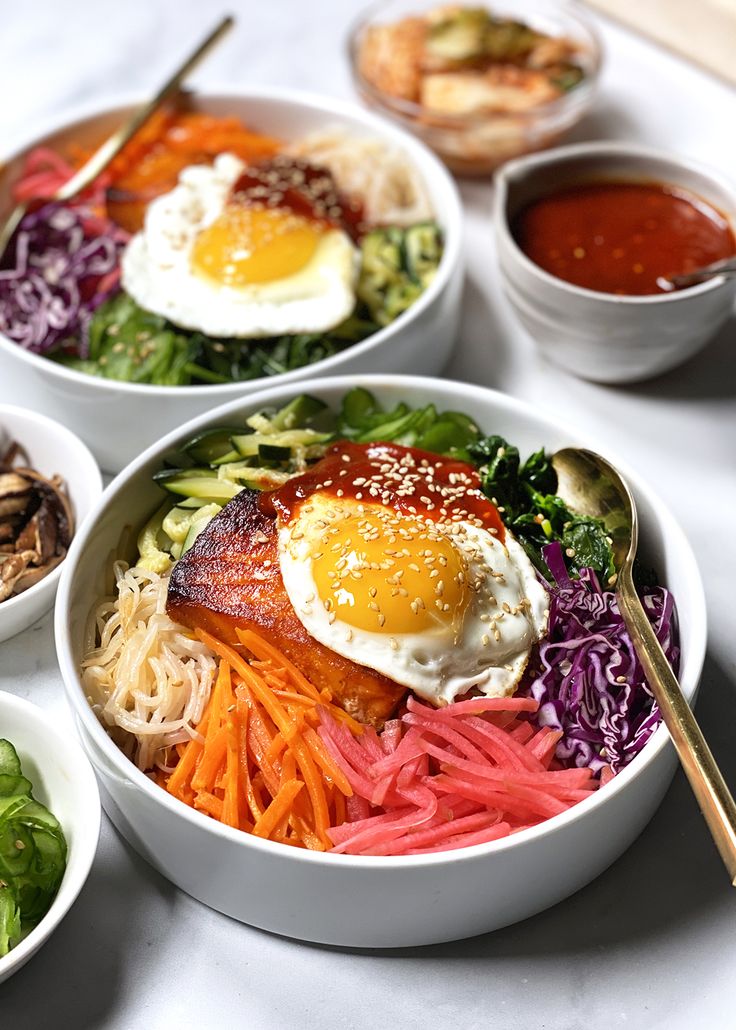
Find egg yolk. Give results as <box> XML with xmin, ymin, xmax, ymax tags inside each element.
<box><xmin>191</xmin><ymin>205</ymin><xmax>322</xmax><ymax>286</ymax></box>
<box><xmin>307</xmin><ymin>504</ymin><xmax>469</xmax><ymax>636</ymax></box>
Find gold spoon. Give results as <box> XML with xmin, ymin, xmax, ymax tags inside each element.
<box><xmin>0</xmin><ymin>14</ymin><xmax>234</xmax><ymax>259</ymax></box>
<box><xmin>552</xmin><ymin>447</ymin><xmax>736</xmax><ymax>884</ymax></box>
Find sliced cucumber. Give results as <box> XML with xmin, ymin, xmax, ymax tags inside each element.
<box><xmin>175</xmin><ymin>496</ymin><xmax>224</xmax><ymax>510</ymax></box>
<box><xmin>154</xmin><ymin>468</ymin><xmax>241</xmax><ymax>501</ymax></box>
<box><xmin>404</xmin><ymin>223</ymin><xmax>443</xmax><ymax>285</ymax></box>
<box><xmin>231</xmin><ymin>429</ymin><xmax>331</xmax><ymax>458</ymax></box>
<box><xmin>0</xmin><ymin>740</ymin><xmax>22</xmax><ymax>779</ymax></box>
<box><xmin>210</xmin><ymin>449</ymin><xmax>242</xmax><ymax>466</ymax></box>
<box><xmin>266</xmin><ymin>394</ymin><xmax>329</xmax><ymax>432</ymax></box>
<box><xmin>162</xmin><ymin>506</ymin><xmax>198</xmax><ymax>544</ymax></box>
<box><xmin>217</xmin><ymin>463</ymin><xmax>292</xmax><ymax>490</ymax></box>
<box><xmin>258</xmin><ymin>442</ymin><xmax>293</xmax><ymax>465</ymax></box>
<box><xmin>136</xmin><ymin>501</ymin><xmax>175</xmax><ymax>574</ymax></box>
<box><xmin>182</xmin><ymin>426</ymin><xmax>246</xmax><ymax>465</ymax></box>
<box><xmin>180</xmin><ymin>503</ymin><xmax>222</xmax><ymax>557</ymax></box>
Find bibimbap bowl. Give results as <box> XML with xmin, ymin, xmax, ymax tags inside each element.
<box><xmin>0</xmin><ymin>89</ymin><xmax>463</xmax><ymax>474</ymax></box>
<box><xmin>54</xmin><ymin>374</ymin><xmax>706</xmax><ymax>948</ymax></box>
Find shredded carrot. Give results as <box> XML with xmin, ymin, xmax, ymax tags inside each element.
<box><xmin>235</xmin><ymin>628</ymin><xmax>323</xmax><ymax>703</ymax></box>
<box><xmin>302</xmin><ymin>726</ymin><xmax>353</xmax><ymax>797</ymax></box>
<box><xmin>166</xmin><ymin>707</ymin><xmax>211</xmax><ymax>801</ymax></box>
<box><xmin>161</xmin><ymin>626</ymin><xmax>355</xmax><ymax>850</ymax></box>
<box><xmin>253</xmin><ymin>781</ymin><xmax>305</xmax><ymax>839</ymax></box>
<box><xmin>193</xmin><ymin>791</ymin><xmax>223</xmax><ymax>819</ymax></box>
<box><xmin>61</xmin><ymin>108</ymin><xmax>281</xmax><ymax>233</ymax></box>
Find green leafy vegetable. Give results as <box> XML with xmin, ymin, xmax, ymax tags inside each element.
<box><xmin>471</xmin><ymin>434</ymin><xmax>615</xmax><ymax>581</ymax></box>
<box><xmin>51</xmin><ymin>222</ymin><xmax>443</xmax><ymax>387</ymax></box>
<box><xmin>0</xmin><ymin>739</ymin><xmax>67</xmax><ymax>958</ymax></box>
<box><xmin>337</xmin><ymin>387</ymin><xmax>479</xmax><ymax>458</ymax></box>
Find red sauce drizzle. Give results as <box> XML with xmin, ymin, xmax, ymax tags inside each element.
<box><xmin>512</xmin><ymin>180</ymin><xmax>736</xmax><ymax>296</ymax></box>
<box><xmin>261</xmin><ymin>441</ymin><xmax>506</xmax><ymax>541</ymax></box>
<box><xmin>230</xmin><ymin>156</ymin><xmax>366</xmax><ymax>241</ymax></box>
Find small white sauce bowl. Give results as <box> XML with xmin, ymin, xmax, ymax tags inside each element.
<box><xmin>0</xmin><ymin>691</ymin><xmax>101</xmax><ymax>984</ymax></box>
<box><xmin>493</xmin><ymin>142</ymin><xmax>736</xmax><ymax>383</ymax></box>
<box><xmin>0</xmin><ymin>87</ymin><xmax>463</xmax><ymax>474</ymax></box>
<box><xmin>55</xmin><ymin>374</ymin><xmax>706</xmax><ymax>948</ymax></box>
<box><xmin>0</xmin><ymin>405</ymin><xmax>102</xmax><ymax>644</ymax></box>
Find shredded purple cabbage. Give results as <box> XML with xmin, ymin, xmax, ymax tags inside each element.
<box><xmin>524</xmin><ymin>542</ymin><xmax>679</xmax><ymax>775</ymax></box>
<box><xmin>0</xmin><ymin>202</ymin><xmax>127</xmax><ymax>355</ymax></box>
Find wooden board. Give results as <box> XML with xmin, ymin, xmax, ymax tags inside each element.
<box><xmin>583</xmin><ymin>0</ymin><xmax>736</xmax><ymax>86</ymax></box>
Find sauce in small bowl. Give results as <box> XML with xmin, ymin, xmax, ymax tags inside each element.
<box><xmin>493</xmin><ymin>142</ymin><xmax>736</xmax><ymax>383</ymax></box>
<box><xmin>511</xmin><ymin>180</ymin><xmax>736</xmax><ymax>296</ymax></box>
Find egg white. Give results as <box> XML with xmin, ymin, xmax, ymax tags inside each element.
<box><xmin>277</xmin><ymin>496</ymin><xmax>549</xmax><ymax>706</ymax></box>
<box><xmin>121</xmin><ymin>153</ymin><xmax>359</xmax><ymax>338</ymax></box>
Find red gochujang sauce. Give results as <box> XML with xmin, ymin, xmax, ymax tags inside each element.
<box><xmin>511</xmin><ymin>180</ymin><xmax>736</xmax><ymax>296</ymax></box>
<box><xmin>230</xmin><ymin>156</ymin><xmax>366</xmax><ymax>242</ymax></box>
<box><xmin>261</xmin><ymin>441</ymin><xmax>507</xmax><ymax>542</ymax></box>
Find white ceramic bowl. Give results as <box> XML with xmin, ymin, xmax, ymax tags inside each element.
<box><xmin>0</xmin><ymin>87</ymin><xmax>463</xmax><ymax>474</ymax></box>
<box><xmin>493</xmin><ymin>142</ymin><xmax>736</xmax><ymax>383</ymax></box>
<box><xmin>0</xmin><ymin>691</ymin><xmax>101</xmax><ymax>983</ymax></box>
<box><xmin>0</xmin><ymin>405</ymin><xmax>102</xmax><ymax>644</ymax></box>
<box><xmin>54</xmin><ymin>374</ymin><xmax>706</xmax><ymax>948</ymax></box>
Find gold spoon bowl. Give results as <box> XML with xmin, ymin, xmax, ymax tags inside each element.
<box><xmin>553</xmin><ymin>446</ymin><xmax>736</xmax><ymax>884</ymax></box>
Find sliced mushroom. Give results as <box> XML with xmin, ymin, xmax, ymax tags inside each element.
<box><xmin>0</xmin><ymin>471</ymin><xmax>34</xmax><ymax>517</ymax></box>
<box><xmin>0</xmin><ymin>551</ymin><xmax>35</xmax><ymax>601</ymax></box>
<box><xmin>0</xmin><ymin>435</ymin><xmax>75</xmax><ymax>604</ymax></box>
<box><xmin>15</xmin><ymin>497</ymin><xmax>59</xmax><ymax>561</ymax></box>
<box><xmin>0</xmin><ymin>518</ymin><xmax>21</xmax><ymax>544</ymax></box>
<box><xmin>12</xmin><ymin>551</ymin><xmax>66</xmax><ymax>595</ymax></box>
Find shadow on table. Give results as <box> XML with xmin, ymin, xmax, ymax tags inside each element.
<box><xmin>613</xmin><ymin>315</ymin><xmax>736</xmax><ymax>402</ymax></box>
<box><xmin>0</xmin><ymin>831</ymin><xmax>178</xmax><ymax>1029</ymax></box>
<box><xmin>564</xmin><ymin>98</ymin><xmax>642</xmax><ymax>148</ymax></box>
<box><xmin>311</xmin><ymin>650</ymin><xmax>736</xmax><ymax>961</ymax></box>
<box><xmin>444</xmin><ymin>272</ymin><xmax>516</xmax><ymax>388</ymax></box>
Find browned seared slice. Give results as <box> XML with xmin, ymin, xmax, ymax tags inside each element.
<box><xmin>167</xmin><ymin>490</ymin><xmax>406</xmax><ymax>727</ymax></box>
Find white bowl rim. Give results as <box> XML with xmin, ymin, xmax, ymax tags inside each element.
<box><xmin>0</xmin><ymin>403</ymin><xmax>103</xmax><ymax>619</ymax></box>
<box><xmin>0</xmin><ymin>691</ymin><xmax>101</xmax><ymax>979</ymax></box>
<box><xmin>55</xmin><ymin>372</ymin><xmax>707</xmax><ymax>870</ymax></box>
<box><xmin>0</xmin><ymin>85</ymin><xmax>463</xmax><ymax>398</ymax></box>
<box><xmin>494</xmin><ymin>139</ymin><xmax>736</xmax><ymax>304</ymax></box>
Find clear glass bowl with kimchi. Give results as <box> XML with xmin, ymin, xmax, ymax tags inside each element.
<box><xmin>54</xmin><ymin>374</ymin><xmax>705</xmax><ymax>947</ymax></box>
<box><xmin>0</xmin><ymin>89</ymin><xmax>462</xmax><ymax>473</ymax></box>
<box><xmin>348</xmin><ymin>0</ymin><xmax>602</xmax><ymax>175</ymax></box>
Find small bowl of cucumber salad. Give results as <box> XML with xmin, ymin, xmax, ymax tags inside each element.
<box><xmin>0</xmin><ymin>692</ymin><xmax>100</xmax><ymax>984</ymax></box>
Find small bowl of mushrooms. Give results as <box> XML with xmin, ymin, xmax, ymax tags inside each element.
<box><xmin>0</xmin><ymin>406</ymin><xmax>102</xmax><ymax>643</ymax></box>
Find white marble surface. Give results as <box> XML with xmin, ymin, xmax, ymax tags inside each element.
<box><xmin>1</xmin><ymin>2</ymin><xmax>735</xmax><ymax>1027</ymax></box>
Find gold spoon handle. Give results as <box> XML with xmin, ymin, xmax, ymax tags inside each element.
<box><xmin>55</xmin><ymin>14</ymin><xmax>233</xmax><ymax>202</ymax></box>
<box><xmin>0</xmin><ymin>15</ymin><xmax>233</xmax><ymax>257</ymax></box>
<box><xmin>618</xmin><ymin>565</ymin><xmax>736</xmax><ymax>883</ymax></box>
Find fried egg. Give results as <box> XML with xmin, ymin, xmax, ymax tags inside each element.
<box><xmin>276</xmin><ymin>453</ymin><xmax>549</xmax><ymax>705</ymax></box>
<box><xmin>121</xmin><ymin>153</ymin><xmax>359</xmax><ymax>338</ymax></box>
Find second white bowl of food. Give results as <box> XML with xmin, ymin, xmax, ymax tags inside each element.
<box><xmin>54</xmin><ymin>374</ymin><xmax>705</xmax><ymax>948</ymax></box>
<box><xmin>0</xmin><ymin>88</ymin><xmax>463</xmax><ymax>473</ymax></box>
<box><xmin>0</xmin><ymin>691</ymin><xmax>101</xmax><ymax>984</ymax></box>
<box><xmin>0</xmin><ymin>405</ymin><xmax>102</xmax><ymax>643</ymax></box>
